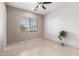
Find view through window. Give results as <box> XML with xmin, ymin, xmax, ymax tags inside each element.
<box><xmin>20</xmin><ymin>17</ymin><xmax>38</xmax><ymax>32</ymax></box>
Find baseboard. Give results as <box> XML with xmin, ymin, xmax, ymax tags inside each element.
<box><xmin>44</xmin><ymin>38</ymin><xmax>79</xmax><ymax>49</ymax></box>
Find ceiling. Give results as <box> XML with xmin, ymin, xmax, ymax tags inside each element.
<box><xmin>6</xmin><ymin>2</ymin><xmax>62</xmax><ymax>15</ymax></box>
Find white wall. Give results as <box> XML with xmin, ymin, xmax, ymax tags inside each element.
<box><xmin>0</xmin><ymin>2</ymin><xmax>6</xmax><ymax>51</ymax></box>
<box><xmin>44</xmin><ymin>2</ymin><xmax>79</xmax><ymax>48</ymax></box>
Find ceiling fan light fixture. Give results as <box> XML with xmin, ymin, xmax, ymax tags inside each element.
<box><xmin>32</xmin><ymin>2</ymin><xmax>52</xmax><ymax>11</ymax></box>
<box><xmin>31</xmin><ymin>7</ymin><xmax>35</xmax><ymax>10</ymax></box>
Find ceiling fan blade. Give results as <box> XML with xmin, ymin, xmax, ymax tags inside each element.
<box><xmin>43</xmin><ymin>2</ymin><xmax>52</xmax><ymax>4</ymax></box>
<box><xmin>34</xmin><ymin>5</ymin><xmax>39</xmax><ymax>11</ymax></box>
<box><xmin>36</xmin><ymin>5</ymin><xmax>39</xmax><ymax>8</ymax></box>
<box><xmin>42</xmin><ymin>5</ymin><xmax>46</xmax><ymax>10</ymax></box>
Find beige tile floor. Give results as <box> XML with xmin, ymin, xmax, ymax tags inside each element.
<box><xmin>0</xmin><ymin>39</ymin><xmax>79</xmax><ymax>56</ymax></box>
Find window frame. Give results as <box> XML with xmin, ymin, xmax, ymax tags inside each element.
<box><xmin>20</xmin><ymin>16</ymin><xmax>38</xmax><ymax>32</ymax></box>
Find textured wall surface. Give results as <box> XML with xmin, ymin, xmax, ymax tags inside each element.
<box><xmin>7</xmin><ymin>6</ymin><xmax>44</xmax><ymax>44</ymax></box>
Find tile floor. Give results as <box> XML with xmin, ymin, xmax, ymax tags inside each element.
<box><xmin>0</xmin><ymin>39</ymin><xmax>79</xmax><ymax>56</ymax></box>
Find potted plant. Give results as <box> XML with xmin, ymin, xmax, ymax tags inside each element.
<box><xmin>58</xmin><ymin>31</ymin><xmax>67</xmax><ymax>46</ymax></box>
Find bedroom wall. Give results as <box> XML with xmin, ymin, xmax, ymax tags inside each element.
<box><xmin>7</xmin><ymin>6</ymin><xmax>44</xmax><ymax>44</ymax></box>
<box><xmin>44</xmin><ymin>2</ymin><xmax>79</xmax><ymax>48</ymax></box>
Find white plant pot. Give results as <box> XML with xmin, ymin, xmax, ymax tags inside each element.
<box><xmin>60</xmin><ymin>38</ymin><xmax>65</xmax><ymax>46</ymax></box>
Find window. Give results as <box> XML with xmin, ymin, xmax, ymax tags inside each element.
<box><xmin>20</xmin><ymin>16</ymin><xmax>38</xmax><ymax>32</ymax></box>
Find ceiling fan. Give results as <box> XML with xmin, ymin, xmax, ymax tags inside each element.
<box><xmin>33</xmin><ymin>2</ymin><xmax>52</xmax><ymax>11</ymax></box>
